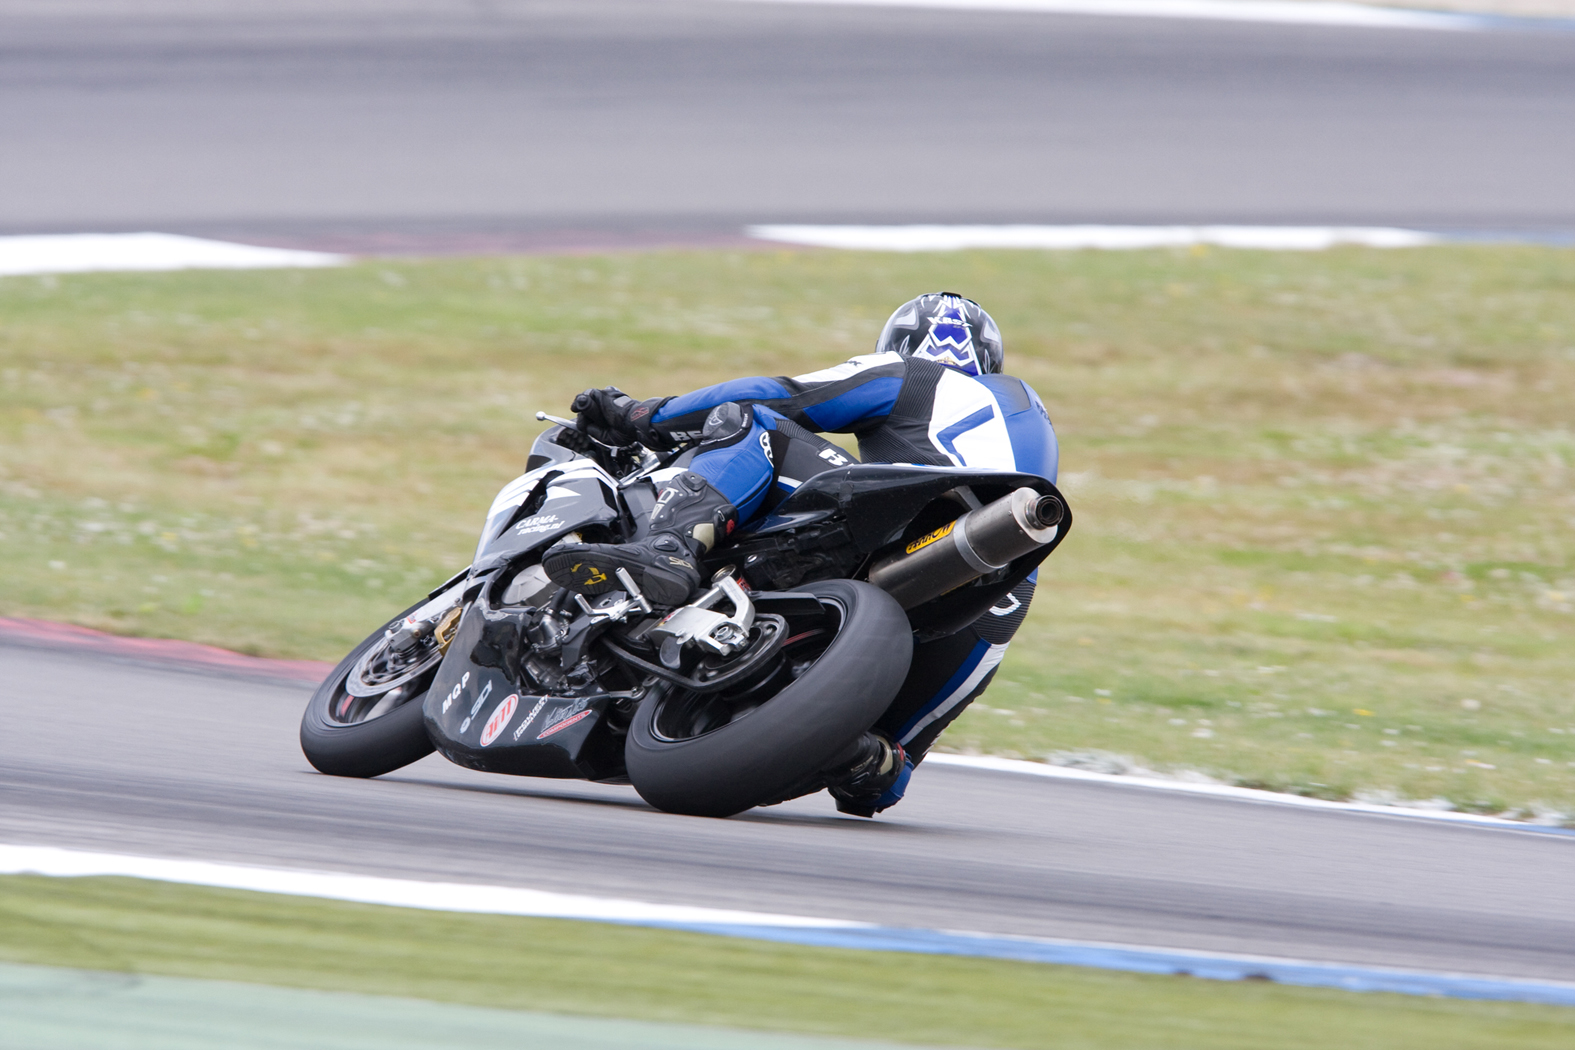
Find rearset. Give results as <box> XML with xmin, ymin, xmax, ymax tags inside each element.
<box><xmin>646</xmin><ymin>573</ymin><xmax>756</xmax><ymax>667</ymax></box>
<box><xmin>572</xmin><ymin>566</ymin><xmax>656</xmax><ymax>626</ymax></box>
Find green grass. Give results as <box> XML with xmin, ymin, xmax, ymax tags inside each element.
<box><xmin>1</xmin><ymin>246</ymin><xmax>1572</xmax><ymax>815</ymax></box>
<box><xmin>2</xmin><ymin>875</ymin><xmax>1573</xmax><ymax>1050</ymax></box>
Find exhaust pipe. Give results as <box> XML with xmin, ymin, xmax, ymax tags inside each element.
<box><xmin>867</xmin><ymin>487</ymin><xmax>1063</xmax><ymax>609</ymax></box>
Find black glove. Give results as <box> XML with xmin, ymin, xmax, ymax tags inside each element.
<box><xmin>570</xmin><ymin>387</ymin><xmax>674</xmax><ymax>449</ymax></box>
<box><xmin>571</xmin><ymin>387</ymin><xmax>637</xmax><ymax>445</ymax></box>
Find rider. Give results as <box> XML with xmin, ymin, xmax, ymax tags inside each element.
<box><xmin>542</xmin><ymin>293</ymin><xmax>1059</xmax><ymax>816</ymax></box>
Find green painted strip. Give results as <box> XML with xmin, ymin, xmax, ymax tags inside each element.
<box><xmin>0</xmin><ymin>962</ymin><xmax>938</xmax><ymax>1050</ymax></box>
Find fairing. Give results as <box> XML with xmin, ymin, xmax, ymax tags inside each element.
<box><xmin>423</xmin><ymin>445</ymin><xmax>1072</xmax><ymax>779</ymax></box>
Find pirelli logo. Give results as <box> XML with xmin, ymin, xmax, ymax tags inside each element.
<box><xmin>905</xmin><ymin>520</ymin><xmax>956</xmax><ymax>555</ymax></box>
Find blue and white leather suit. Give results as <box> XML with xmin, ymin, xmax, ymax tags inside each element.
<box><xmin>651</xmin><ymin>351</ymin><xmax>1059</xmax><ymax>807</ymax></box>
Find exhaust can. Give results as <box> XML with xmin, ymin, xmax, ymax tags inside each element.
<box><xmin>866</xmin><ymin>487</ymin><xmax>1063</xmax><ymax>609</ymax></box>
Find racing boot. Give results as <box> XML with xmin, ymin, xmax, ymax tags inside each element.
<box><xmin>541</xmin><ymin>471</ymin><xmax>736</xmax><ymax>608</ymax></box>
<box><xmin>827</xmin><ymin>733</ymin><xmax>908</xmax><ymax>818</ymax></box>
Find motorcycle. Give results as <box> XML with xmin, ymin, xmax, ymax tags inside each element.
<box><xmin>300</xmin><ymin>415</ymin><xmax>1071</xmax><ymax>817</ymax></box>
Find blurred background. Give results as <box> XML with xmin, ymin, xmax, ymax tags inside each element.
<box><xmin>2</xmin><ymin>2</ymin><xmax>1573</xmax><ymax>1049</ymax></box>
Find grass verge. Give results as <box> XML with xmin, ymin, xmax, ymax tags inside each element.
<box><xmin>3</xmin><ymin>875</ymin><xmax>1574</xmax><ymax>1050</ymax></box>
<box><xmin>1</xmin><ymin>247</ymin><xmax>1571</xmax><ymax>813</ymax></box>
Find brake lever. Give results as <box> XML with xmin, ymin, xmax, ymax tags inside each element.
<box><xmin>537</xmin><ymin>410</ymin><xmax>656</xmax><ymax>482</ymax></box>
<box><xmin>535</xmin><ymin>411</ymin><xmax>579</xmax><ymax>430</ymax></box>
<box><xmin>535</xmin><ymin>410</ymin><xmax>623</xmax><ymax>452</ymax></box>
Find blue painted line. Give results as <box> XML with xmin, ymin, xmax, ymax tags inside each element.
<box><xmin>640</xmin><ymin>922</ymin><xmax>1575</xmax><ymax>1008</ymax></box>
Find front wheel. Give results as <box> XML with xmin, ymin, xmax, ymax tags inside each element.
<box><xmin>299</xmin><ymin>602</ymin><xmax>443</xmax><ymax>778</ymax></box>
<box><xmin>624</xmin><ymin>579</ymin><xmax>913</xmax><ymax>818</ymax></box>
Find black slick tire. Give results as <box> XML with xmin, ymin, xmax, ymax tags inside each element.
<box><xmin>299</xmin><ymin>604</ymin><xmax>438</xmax><ymax>778</ymax></box>
<box><xmin>625</xmin><ymin>579</ymin><xmax>913</xmax><ymax>818</ymax></box>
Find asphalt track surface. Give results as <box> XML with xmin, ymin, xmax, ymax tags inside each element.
<box><xmin>1</xmin><ymin>0</ymin><xmax>1573</xmax><ymax>251</ymax></box>
<box><xmin>4</xmin><ymin>639</ymin><xmax>1574</xmax><ymax>985</ymax></box>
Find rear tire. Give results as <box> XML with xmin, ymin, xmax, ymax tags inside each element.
<box><xmin>300</xmin><ymin>604</ymin><xmax>438</xmax><ymax>778</ymax></box>
<box><xmin>625</xmin><ymin>579</ymin><xmax>913</xmax><ymax>818</ymax></box>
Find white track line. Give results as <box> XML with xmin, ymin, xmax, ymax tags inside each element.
<box><xmin>748</xmin><ymin>224</ymin><xmax>1443</xmax><ymax>252</ymax></box>
<box><xmin>0</xmin><ymin>233</ymin><xmax>347</xmax><ymax>276</ymax></box>
<box><xmin>9</xmin><ymin>842</ymin><xmax>1575</xmax><ymax>1006</ymax></box>
<box><xmin>717</xmin><ymin>0</ymin><xmax>1488</xmax><ymax>30</ymax></box>
<box><xmin>0</xmin><ymin>844</ymin><xmax>865</xmax><ymax>928</ymax></box>
<box><xmin>925</xmin><ymin>753</ymin><xmax>1574</xmax><ymax>833</ymax></box>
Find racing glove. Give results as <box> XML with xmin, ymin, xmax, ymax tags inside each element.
<box><xmin>570</xmin><ymin>387</ymin><xmax>674</xmax><ymax>450</ymax></box>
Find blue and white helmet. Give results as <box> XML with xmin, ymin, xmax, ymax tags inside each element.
<box><xmin>875</xmin><ymin>292</ymin><xmax>1004</xmax><ymax>377</ymax></box>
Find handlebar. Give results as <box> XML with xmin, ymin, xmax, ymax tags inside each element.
<box><xmin>535</xmin><ymin>409</ymin><xmax>672</xmax><ymax>483</ymax></box>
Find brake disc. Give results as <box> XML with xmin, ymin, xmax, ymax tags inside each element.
<box><xmin>344</xmin><ymin>605</ymin><xmax>464</xmax><ymax>697</ymax></box>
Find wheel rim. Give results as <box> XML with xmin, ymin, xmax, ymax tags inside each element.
<box><xmin>648</xmin><ymin>599</ymin><xmax>843</xmax><ymax>743</ymax></box>
<box><xmin>344</xmin><ymin>634</ymin><xmax>443</xmax><ymax>698</ymax></box>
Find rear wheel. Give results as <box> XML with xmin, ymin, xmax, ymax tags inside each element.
<box><xmin>299</xmin><ymin>602</ymin><xmax>450</xmax><ymax>778</ymax></box>
<box><xmin>624</xmin><ymin>579</ymin><xmax>913</xmax><ymax>818</ymax></box>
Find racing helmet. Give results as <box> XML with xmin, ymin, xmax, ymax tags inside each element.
<box><xmin>874</xmin><ymin>292</ymin><xmax>1003</xmax><ymax>376</ymax></box>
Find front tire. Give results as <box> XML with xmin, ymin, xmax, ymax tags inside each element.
<box><xmin>300</xmin><ymin>604</ymin><xmax>439</xmax><ymax>778</ymax></box>
<box><xmin>625</xmin><ymin>579</ymin><xmax>913</xmax><ymax>818</ymax></box>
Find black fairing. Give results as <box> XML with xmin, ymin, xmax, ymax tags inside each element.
<box><xmin>423</xmin><ymin>595</ymin><xmax>629</xmax><ymax>781</ymax></box>
<box><xmin>472</xmin><ymin>472</ymin><xmax>623</xmax><ymax>575</ymax></box>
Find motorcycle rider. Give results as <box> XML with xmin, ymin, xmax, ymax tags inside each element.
<box><xmin>543</xmin><ymin>293</ymin><xmax>1059</xmax><ymax>816</ymax></box>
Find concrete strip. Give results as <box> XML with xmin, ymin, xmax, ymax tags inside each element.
<box><xmin>0</xmin><ymin>962</ymin><xmax>922</xmax><ymax>1050</ymax></box>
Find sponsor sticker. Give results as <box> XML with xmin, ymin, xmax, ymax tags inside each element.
<box><xmin>513</xmin><ymin>513</ymin><xmax>564</xmax><ymax>536</ymax></box>
<box><xmin>441</xmin><ymin>671</ymin><xmax>471</xmax><ymax>715</ymax></box>
<box><xmin>536</xmin><ymin>709</ymin><xmax>592</xmax><ymax>740</ymax></box>
<box><xmin>479</xmin><ymin>693</ymin><xmax>518</xmax><ymax>747</ymax></box>
<box><xmin>511</xmin><ymin>696</ymin><xmax>550</xmax><ymax>742</ymax></box>
<box><xmin>905</xmin><ymin>520</ymin><xmax>955</xmax><ymax>555</ymax></box>
<box><xmin>817</xmin><ymin>446</ymin><xmax>850</xmax><ymax>467</ymax></box>
<box><xmin>536</xmin><ymin>697</ymin><xmax>591</xmax><ymax>740</ymax></box>
<box><xmin>458</xmin><ymin>679</ymin><xmax>492</xmax><ymax>733</ymax></box>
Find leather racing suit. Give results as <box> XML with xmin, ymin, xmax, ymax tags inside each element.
<box><xmin>634</xmin><ymin>351</ymin><xmax>1059</xmax><ymax>807</ymax></box>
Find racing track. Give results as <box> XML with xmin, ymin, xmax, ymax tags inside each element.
<box><xmin>1</xmin><ymin>0</ymin><xmax>1574</xmax><ymax>249</ymax></box>
<box><xmin>4</xmin><ymin>638</ymin><xmax>1573</xmax><ymax>985</ymax></box>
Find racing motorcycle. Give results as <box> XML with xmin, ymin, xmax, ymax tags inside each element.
<box><xmin>300</xmin><ymin>415</ymin><xmax>1071</xmax><ymax>817</ymax></box>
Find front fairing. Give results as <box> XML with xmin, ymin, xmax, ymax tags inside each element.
<box><xmin>422</xmin><ymin>428</ymin><xmax>639</xmax><ymax>781</ymax></box>
<box><xmin>422</xmin><ymin>591</ymin><xmax>626</xmax><ymax>781</ymax></box>
<box><xmin>470</xmin><ymin>428</ymin><xmax>626</xmax><ymax>574</ymax></box>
